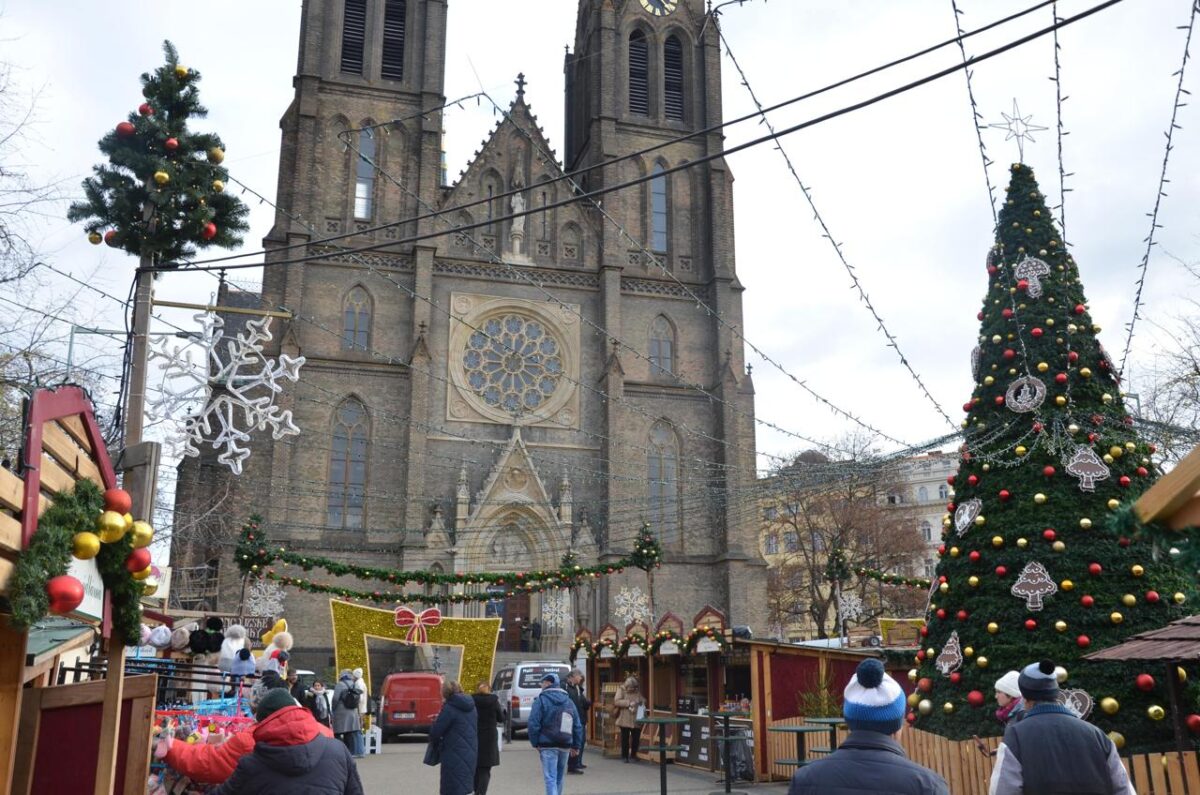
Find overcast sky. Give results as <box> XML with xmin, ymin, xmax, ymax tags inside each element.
<box><xmin>5</xmin><ymin>0</ymin><xmax>1199</xmax><ymax>477</ymax></box>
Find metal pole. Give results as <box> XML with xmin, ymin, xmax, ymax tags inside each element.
<box><xmin>66</xmin><ymin>325</ymin><xmax>76</xmax><ymax>380</ymax></box>
<box><xmin>124</xmin><ymin>261</ymin><xmax>154</xmax><ymax>445</ymax></box>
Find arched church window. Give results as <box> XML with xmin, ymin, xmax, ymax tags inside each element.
<box><xmin>340</xmin><ymin>0</ymin><xmax>367</xmax><ymax>75</ymax></box>
<box><xmin>650</xmin><ymin>163</ymin><xmax>668</xmax><ymax>252</ymax></box>
<box><xmin>664</xmin><ymin>35</ymin><xmax>685</xmax><ymax>120</ymax></box>
<box><xmin>354</xmin><ymin>129</ymin><xmax>376</xmax><ymax>220</ymax></box>
<box><xmin>342</xmin><ymin>287</ymin><xmax>371</xmax><ymax>350</ymax></box>
<box><xmin>629</xmin><ymin>31</ymin><xmax>650</xmax><ymax>116</ymax></box>
<box><xmin>381</xmin><ymin>0</ymin><xmax>407</xmax><ymax>80</ymax></box>
<box><xmin>329</xmin><ymin>398</ymin><xmax>369</xmax><ymax>529</ymax></box>
<box><xmin>649</xmin><ymin>315</ymin><xmax>675</xmax><ymax>376</ymax></box>
<box><xmin>648</xmin><ymin>421</ymin><xmax>681</xmax><ymax>544</ymax></box>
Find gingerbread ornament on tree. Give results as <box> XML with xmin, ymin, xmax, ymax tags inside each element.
<box><xmin>936</xmin><ymin>631</ymin><xmax>964</xmax><ymax>676</ymax></box>
<box><xmin>1011</xmin><ymin>561</ymin><xmax>1058</xmax><ymax>611</ymax></box>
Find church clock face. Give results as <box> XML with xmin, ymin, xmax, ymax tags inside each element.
<box><xmin>639</xmin><ymin>0</ymin><xmax>679</xmax><ymax>16</ymax></box>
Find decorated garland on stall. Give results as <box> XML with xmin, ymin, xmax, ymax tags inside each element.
<box><xmin>237</xmin><ymin>516</ymin><xmax>643</xmax><ymax>596</ymax></box>
<box><xmin>592</xmin><ymin>638</ymin><xmax>619</xmax><ymax>657</ymax></box>
<box><xmin>649</xmin><ymin>628</ymin><xmax>684</xmax><ymax>654</ymax></box>
<box><xmin>9</xmin><ymin>480</ymin><xmax>155</xmax><ymax>645</ymax></box>
<box><xmin>683</xmin><ymin>624</ymin><xmax>729</xmax><ymax>653</ymax></box>
<box><xmin>855</xmin><ymin>567</ymin><xmax>932</xmax><ymax>590</ymax></box>
<box><xmin>569</xmin><ymin>637</ymin><xmax>593</xmax><ymax>663</ymax></box>
<box><xmin>618</xmin><ymin>633</ymin><xmax>649</xmax><ymax>657</ymax></box>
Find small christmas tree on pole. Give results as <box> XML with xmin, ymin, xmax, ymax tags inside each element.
<box><xmin>631</xmin><ymin>523</ymin><xmax>663</xmax><ymax>622</ymax></box>
<box><xmin>913</xmin><ymin>162</ymin><xmax>1194</xmax><ymax>752</ymax></box>
<box><xmin>68</xmin><ymin>40</ymin><xmax>248</xmax><ymax>262</ymax></box>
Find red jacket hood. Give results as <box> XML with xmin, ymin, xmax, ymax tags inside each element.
<box><xmin>253</xmin><ymin>705</ymin><xmax>332</xmax><ymax>746</ymax></box>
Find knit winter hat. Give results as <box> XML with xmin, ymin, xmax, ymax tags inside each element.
<box><xmin>1018</xmin><ymin>660</ymin><xmax>1060</xmax><ymax>702</ymax></box>
<box><xmin>540</xmin><ymin>673</ymin><xmax>559</xmax><ymax>686</ymax></box>
<box><xmin>995</xmin><ymin>671</ymin><xmax>1022</xmax><ymax>699</ymax></box>
<box><xmin>256</xmin><ymin>688</ymin><xmax>296</xmax><ymax>721</ymax></box>
<box><xmin>842</xmin><ymin>658</ymin><xmax>906</xmax><ymax>735</ymax></box>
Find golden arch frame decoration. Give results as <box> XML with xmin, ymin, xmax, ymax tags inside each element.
<box><xmin>330</xmin><ymin>600</ymin><xmax>502</xmax><ymax>691</ymax></box>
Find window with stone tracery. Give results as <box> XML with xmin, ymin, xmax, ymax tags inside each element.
<box><xmin>648</xmin><ymin>421</ymin><xmax>681</xmax><ymax>546</ymax></box>
<box><xmin>328</xmin><ymin>398</ymin><xmax>369</xmax><ymax>529</ymax></box>
<box><xmin>342</xmin><ymin>287</ymin><xmax>371</xmax><ymax>350</ymax></box>
<box><xmin>649</xmin><ymin>315</ymin><xmax>675</xmax><ymax>376</ymax></box>
<box><xmin>462</xmin><ymin>314</ymin><xmax>563</xmax><ymax>416</ymax></box>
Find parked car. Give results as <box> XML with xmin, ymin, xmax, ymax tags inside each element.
<box><xmin>491</xmin><ymin>661</ymin><xmax>572</xmax><ymax>741</ymax></box>
<box><xmin>377</xmin><ymin>671</ymin><xmax>444</xmax><ymax>739</ymax></box>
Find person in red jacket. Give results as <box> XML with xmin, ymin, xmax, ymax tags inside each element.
<box><xmin>155</xmin><ymin>693</ymin><xmax>334</xmax><ymax>783</ymax></box>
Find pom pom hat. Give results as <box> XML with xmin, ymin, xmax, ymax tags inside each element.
<box><xmin>842</xmin><ymin>658</ymin><xmax>906</xmax><ymax>734</ymax></box>
<box><xmin>1018</xmin><ymin>660</ymin><xmax>1060</xmax><ymax>701</ymax></box>
<box><xmin>995</xmin><ymin>671</ymin><xmax>1022</xmax><ymax>699</ymax></box>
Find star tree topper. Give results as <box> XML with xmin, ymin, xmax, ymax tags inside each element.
<box><xmin>147</xmin><ymin>312</ymin><xmax>305</xmax><ymax>474</ymax></box>
<box><xmin>989</xmin><ymin>99</ymin><xmax>1048</xmax><ymax>162</ymax></box>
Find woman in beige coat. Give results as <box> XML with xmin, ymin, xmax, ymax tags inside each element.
<box><xmin>613</xmin><ymin>677</ymin><xmax>645</xmax><ymax>762</ymax></box>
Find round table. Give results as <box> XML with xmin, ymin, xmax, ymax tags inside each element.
<box><xmin>637</xmin><ymin>715</ymin><xmax>690</xmax><ymax>795</ymax></box>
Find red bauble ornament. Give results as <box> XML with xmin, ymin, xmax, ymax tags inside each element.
<box><xmin>918</xmin><ymin>678</ymin><xmax>933</xmax><ymax>693</ymax></box>
<box><xmin>939</xmin><ymin>576</ymin><xmax>948</xmax><ymax>583</ymax></box>
<box><xmin>963</xmin><ymin>402</ymin><xmax>973</xmax><ymax>412</ymax></box>
<box><xmin>1003</xmin><ymin>349</ymin><xmax>1016</xmax><ymax>360</ymax></box>
<box><xmin>999</xmin><ymin>489</ymin><xmax>1011</xmax><ymax>501</ymax></box>
<box><xmin>1146</xmin><ymin>590</ymin><xmax>1161</xmax><ymax>603</ymax></box>
<box><xmin>1055</xmin><ymin>373</ymin><xmax>1068</xmax><ymax>385</ymax></box>
<box><xmin>968</xmin><ymin>690</ymin><xmax>986</xmax><ymax>707</ymax></box>
<box><xmin>920</xmin><ymin>626</ymin><xmax>929</xmax><ymax>637</ymax></box>
<box><xmin>1087</xmin><ymin>433</ymin><xmax>1098</xmax><ymax>443</ymax></box>
<box><xmin>1043</xmin><ymin>529</ymin><xmax>1056</xmax><ymax>542</ymax></box>
<box><xmin>950</xmin><ymin>672</ymin><xmax>962</xmax><ymax>684</ymax></box>
<box><xmin>1119</xmin><ymin>476</ymin><xmax>1131</xmax><ymax>487</ymax></box>
<box><xmin>138</xmin><ymin>103</ymin><xmax>154</xmax><ymax>116</ymax></box>
<box><xmin>1150</xmin><ymin>444</ymin><xmax>1158</xmax><ymax>454</ymax></box>
<box><xmin>936</xmin><ymin>609</ymin><xmax>947</xmax><ymax>620</ymax></box>
<box><xmin>995</xmin><ymin>396</ymin><xmax>1006</xmax><ymax>406</ymax></box>
<box><xmin>1077</xmin><ymin>635</ymin><xmax>1091</xmax><ymax>648</ymax></box>
<box><xmin>1136</xmin><ymin>674</ymin><xmax>1156</xmax><ymax>692</ymax></box>
<box><xmin>201</xmin><ymin>222</ymin><xmax>218</xmax><ymax>240</ymax></box>
<box><xmin>1074</xmin><ymin>304</ymin><xmax>1086</xmax><ymax>315</ymax></box>
<box><xmin>947</xmin><ymin>475</ymin><xmax>956</xmax><ymax>486</ymax></box>
<box><xmin>1033</xmin><ymin>422</ymin><xmax>1044</xmax><ymax>434</ymax></box>
<box><xmin>1025</xmin><ymin>619</ymin><xmax>1037</xmax><ymax>631</ymax></box>
<box><xmin>104</xmin><ymin>488</ymin><xmax>132</xmax><ymax>515</ymax></box>
<box><xmin>46</xmin><ymin>575</ymin><xmax>85</xmax><ymax>615</ymax></box>
<box><xmin>957</xmin><ymin>610</ymin><xmax>969</xmax><ymax>622</ymax></box>
<box><xmin>969</xmin><ymin>550</ymin><xmax>981</xmax><ymax>563</ymax></box>
<box><xmin>104</xmin><ymin>230</ymin><xmax>119</xmax><ymax>247</ymax></box>
<box><xmin>1137</xmin><ymin>466</ymin><xmax>1149</xmax><ymax>477</ymax></box>
<box><xmin>916</xmin><ymin>650</ymin><xmax>926</xmax><ymax>661</ymax></box>
<box><xmin>1031</xmin><ymin>327</ymin><xmax>1044</xmax><ymax>338</ymax></box>
<box><xmin>1118</xmin><ymin>537</ymin><xmax>1131</xmax><ymax>548</ymax></box>
<box><xmin>1043</xmin><ymin>466</ymin><xmax>1056</xmax><ymax>477</ymax></box>
<box><xmin>1017</xmin><ymin>278</ymin><xmax>1030</xmax><ymax>291</ymax></box>
<box><xmin>125</xmin><ymin>547</ymin><xmax>151</xmax><ymax>573</ymax></box>
<box><xmin>938</xmin><ymin>545</ymin><xmax>946</xmax><ymax>556</ymax></box>
<box><xmin>977</xmin><ymin>311</ymin><xmax>984</xmax><ymax>321</ymax></box>
<box><xmin>116</xmin><ymin>121</ymin><xmax>135</xmax><ymax>138</ymax></box>
<box><xmin>1187</xmin><ymin>714</ymin><xmax>1200</xmax><ymax>734</ymax></box>
<box><xmin>996</xmin><ymin>566</ymin><xmax>1008</xmax><ymax>577</ymax></box>
<box><xmin>165</xmin><ymin>137</ymin><xmax>179</xmax><ymax>151</ymax></box>
<box><xmin>988</xmin><ymin>265</ymin><xmax>999</xmax><ymax>276</ymax></box>
<box><xmin>967</xmin><ymin>475</ymin><xmax>979</xmax><ymax>486</ymax></box>
<box><xmin>1002</xmin><ymin>308</ymin><xmax>1013</xmax><ymax>319</ymax></box>
<box><xmin>1081</xmin><ymin>595</ymin><xmax>1095</xmax><ymax>608</ymax></box>
<box><xmin>1089</xmin><ymin>563</ymin><xmax>1102</xmax><ymax>576</ymax></box>
<box><xmin>1068</xmin><ymin>351</ymin><xmax>1079</xmax><ymax>363</ymax></box>
<box><xmin>907</xmin><ymin>712</ymin><xmax>917</xmax><ymax>724</ymax></box>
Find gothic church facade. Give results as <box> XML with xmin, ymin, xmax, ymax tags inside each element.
<box><xmin>173</xmin><ymin>0</ymin><xmax>765</xmax><ymax>668</ymax></box>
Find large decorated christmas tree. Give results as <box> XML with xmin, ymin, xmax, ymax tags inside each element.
<box><xmin>912</xmin><ymin>163</ymin><xmax>1195</xmax><ymax>752</ymax></box>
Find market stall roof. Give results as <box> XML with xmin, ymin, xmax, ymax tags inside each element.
<box><xmin>1083</xmin><ymin>615</ymin><xmax>1200</xmax><ymax>663</ymax></box>
<box><xmin>24</xmin><ymin>616</ymin><xmax>94</xmax><ymax>684</ymax></box>
<box><xmin>1135</xmin><ymin>445</ymin><xmax>1200</xmax><ymax>530</ymax></box>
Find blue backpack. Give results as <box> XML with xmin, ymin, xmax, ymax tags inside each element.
<box><xmin>537</xmin><ymin>694</ymin><xmax>574</xmax><ymax>748</ymax></box>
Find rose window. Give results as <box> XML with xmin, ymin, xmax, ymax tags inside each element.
<box><xmin>462</xmin><ymin>314</ymin><xmax>563</xmax><ymax>413</ymax></box>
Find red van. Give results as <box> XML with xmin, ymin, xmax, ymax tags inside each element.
<box><xmin>378</xmin><ymin>672</ymin><xmax>444</xmax><ymax>738</ymax></box>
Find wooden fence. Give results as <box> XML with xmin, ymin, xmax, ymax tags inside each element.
<box><xmin>765</xmin><ymin>719</ymin><xmax>1200</xmax><ymax>795</ymax></box>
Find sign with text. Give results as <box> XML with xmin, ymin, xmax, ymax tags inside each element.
<box><xmin>66</xmin><ymin>556</ymin><xmax>104</xmax><ymax>623</ymax></box>
<box><xmin>240</xmin><ymin>615</ymin><xmax>275</xmax><ymax>648</ymax></box>
<box><xmin>695</xmin><ymin>638</ymin><xmax>722</xmax><ymax>654</ymax></box>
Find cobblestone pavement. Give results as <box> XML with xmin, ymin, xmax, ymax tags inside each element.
<box><xmin>356</xmin><ymin>738</ymin><xmax>788</xmax><ymax>794</ymax></box>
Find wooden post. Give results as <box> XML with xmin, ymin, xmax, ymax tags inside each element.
<box><xmin>0</xmin><ymin>616</ymin><xmax>27</xmax><ymax>791</ymax></box>
<box><xmin>1165</xmin><ymin>661</ymin><xmax>1189</xmax><ymax>753</ymax></box>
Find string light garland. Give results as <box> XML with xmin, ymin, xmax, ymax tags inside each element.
<box><xmin>856</xmin><ymin>567</ymin><xmax>932</xmax><ymax>590</ymax></box>
<box><xmin>683</xmin><ymin>625</ymin><xmax>729</xmax><ymax>653</ymax></box>
<box><xmin>618</xmin><ymin>633</ymin><xmax>649</xmax><ymax>657</ymax></box>
<box><xmin>649</xmin><ymin>629</ymin><xmax>685</xmax><ymax>654</ymax></box>
<box><xmin>949</xmin><ymin>0</ymin><xmax>1000</xmax><ymax>224</ymax></box>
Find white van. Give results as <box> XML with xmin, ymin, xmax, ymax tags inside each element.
<box><xmin>491</xmin><ymin>661</ymin><xmax>572</xmax><ymax>741</ymax></box>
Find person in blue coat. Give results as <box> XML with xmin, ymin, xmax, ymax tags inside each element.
<box><xmin>787</xmin><ymin>659</ymin><xmax>948</xmax><ymax>795</ymax></box>
<box><xmin>528</xmin><ymin>673</ymin><xmax>583</xmax><ymax>795</ymax></box>
<box><xmin>428</xmin><ymin>680</ymin><xmax>478</xmax><ymax>795</ymax></box>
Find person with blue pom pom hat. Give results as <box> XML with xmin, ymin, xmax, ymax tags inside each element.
<box><xmin>988</xmin><ymin>660</ymin><xmax>1134</xmax><ymax>795</ymax></box>
<box><xmin>788</xmin><ymin>658</ymin><xmax>948</xmax><ymax>795</ymax></box>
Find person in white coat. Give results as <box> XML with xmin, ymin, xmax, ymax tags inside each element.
<box><xmin>352</xmin><ymin>667</ymin><xmax>369</xmax><ymax>758</ymax></box>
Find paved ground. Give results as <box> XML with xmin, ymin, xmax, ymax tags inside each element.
<box><xmin>356</xmin><ymin>738</ymin><xmax>790</xmax><ymax>794</ymax></box>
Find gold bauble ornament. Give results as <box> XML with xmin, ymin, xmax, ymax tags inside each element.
<box><xmin>131</xmin><ymin>521</ymin><xmax>154</xmax><ymax>549</ymax></box>
<box><xmin>96</xmin><ymin>511</ymin><xmax>126</xmax><ymax>543</ymax></box>
<box><xmin>1080</xmin><ymin>518</ymin><xmax>1093</xmax><ymax>530</ymax></box>
<box><xmin>1056</xmin><ymin>396</ymin><xmax>1068</xmax><ymax>406</ymax></box>
<box><xmin>1068</xmin><ymin>423</ymin><xmax>1080</xmax><ymax>434</ymax></box>
<box><xmin>984</xmin><ymin>376</ymin><xmax>995</xmax><ymax>386</ymax></box>
<box><xmin>1148</xmin><ymin>705</ymin><xmax>1166</xmax><ymax>721</ymax></box>
<box><xmin>1125</xmin><ymin>441</ymin><xmax>1137</xmax><ymax>452</ymax></box>
<box><xmin>1053</xmin><ymin>540</ymin><xmax>1066</xmax><ymax>552</ymax></box>
<box><xmin>1080</xmin><ymin>368</ymin><xmax>1093</xmax><ymax>378</ymax></box>
<box><xmin>968</xmin><ymin>576</ymin><xmax>980</xmax><ymax>588</ymax></box>
<box><xmin>1110</xmin><ymin>446</ymin><xmax>1124</xmax><ymax>459</ymax></box>
<box><xmin>1015</xmin><ymin>446</ymin><xmax>1027</xmax><ymax>457</ymax></box>
<box><xmin>123</xmin><ymin>512</ymin><xmax>134</xmax><ymax>531</ymax></box>
<box><xmin>175</xmin><ymin>65</ymin><xmax>189</xmax><ymax>78</ymax></box>
<box><xmin>1034</xmin><ymin>493</ymin><xmax>1047</xmax><ymax>504</ymax></box>
<box><xmin>918</xmin><ymin>699</ymin><xmax>933</xmax><ymax>716</ymax></box>
<box><xmin>1093</xmin><ymin>324</ymin><xmax>1102</xmax><ymax>333</ymax></box>
<box><xmin>1122</xmin><ymin>594</ymin><xmax>1137</xmax><ymax>607</ymax></box>
<box><xmin>939</xmin><ymin>583</ymin><xmax>949</xmax><ymax>593</ymax></box>
<box><xmin>1061</xmin><ymin>579</ymin><xmax>1075</xmax><ymax>591</ymax></box>
<box><xmin>1175</xmin><ymin>592</ymin><xmax>1187</xmax><ymax>604</ymax></box>
<box><xmin>1108</xmin><ymin>731</ymin><xmax>1126</xmax><ymax>750</ymax></box>
<box><xmin>964</xmin><ymin>646</ymin><xmax>975</xmax><ymax>658</ymax></box>
<box><xmin>1017</xmin><ymin>538</ymin><xmax>1029</xmax><ymax>549</ymax></box>
<box><xmin>1102</xmin><ymin>393</ymin><xmax>1113</xmax><ymax>404</ymax></box>
<box><xmin>1055</xmin><ymin>666</ymin><xmax>1068</xmax><ymax>683</ymax></box>
<box><xmin>950</xmin><ymin>546</ymin><xmax>960</xmax><ymax>557</ymax></box>
<box><xmin>991</xmin><ymin>334</ymin><xmax>1002</xmax><ymax>344</ymax></box>
<box><xmin>1100</xmin><ymin>697</ymin><xmax>1119</xmax><ymax>715</ymax></box>
<box><xmin>1055</xmin><ymin>620</ymin><xmax>1067</xmax><ymax>632</ymax></box>
<box><xmin>1068</xmin><ymin>323</ymin><xmax>1078</xmax><ymax>334</ymax></box>
<box><xmin>974</xmin><ymin>515</ymin><xmax>987</xmax><ymax>526</ymax></box>
<box><xmin>987</xmin><ymin>622</ymin><xmax>999</xmax><ymax>634</ymax></box>
<box><xmin>212</xmin><ymin>179</ymin><xmax>225</xmax><ymax>193</ymax></box>
<box><xmin>142</xmin><ymin>578</ymin><xmax>159</xmax><ymax>597</ymax></box>
<box><xmin>927</xmin><ymin>648</ymin><xmax>936</xmax><ymax>659</ymax></box>
<box><xmin>1047</xmin><ymin>318</ymin><xmax>1056</xmax><ymax>326</ymax></box>
<box><xmin>1111</xmin><ymin>612</ymin><xmax>1124</xmax><ymax>624</ymax></box>
<box><xmin>908</xmin><ymin>692</ymin><xmax>921</xmax><ymax>707</ymax></box>
<box><xmin>1131</xmin><ymin>565</ymin><xmax>1144</xmax><ymax>577</ymax></box>
<box><xmin>1107</xmin><ymin>499</ymin><xmax>1121</xmax><ymax>510</ymax></box>
<box><xmin>1037</xmin><ymin>362</ymin><xmax>1049</xmax><ymax>373</ymax></box>
<box><xmin>992</xmin><ymin>536</ymin><xmax>1004</xmax><ymax>548</ymax></box>
<box><xmin>132</xmin><ymin>565</ymin><xmax>153</xmax><ymax>581</ymax></box>
<box><xmin>87</xmin><ymin>231</ymin><xmax>102</xmax><ymax>245</ymax></box>
<box><xmin>1179</xmin><ymin>667</ymin><xmax>1188</xmax><ymax>683</ymax></box>
<box><xmin>207</xmin><ymin>147</ymin><xmax>225</xmax><ymax>164</ymax></box>
<box><xmin>982</xmin><ymin>463</ymin><xmax>991</xmax><ymax>472</ymax></box>
<box><xmin>153</xmin><ymin>170</ymin><xmax>170</xmax><ymax>185</ymax></box>
<box><xmin>976</xmin><ymin>656</ymin><xmax>989</xmax><ymax>669</ymax></box>
<box><xmin>908</xmin><ymin>668</ymin><xmax>918</xmax><ymax>682</ymax></box>
<box><xmin>943</xmin><ymin>702</ymin><xmax>955</xmax><ymax>714</ymax></box>
<box><xmin>72</xmin><ymin>532</ymin><xmax>101</xmax><ymax>560</ymax></box>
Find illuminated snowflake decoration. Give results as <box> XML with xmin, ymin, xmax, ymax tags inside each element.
<box><xmin>147</xmin><ymin>313</ymin><xmax>305</xmax><ymax>474</ymax></box>
<box><xmin>246</xmin><ymin>579</ymin><xmax>286</xmax><ymax>618</ymax></box>
<box><xmin>541</xmin><ymin>590</ymin><xmax>572</xmax><ymax>631</ymax></box>
<box><xmin>614</xmin><ymin>586</ymin><xmax>651</xmax><ymax>626</ymax></box>
<box><xmin>840</xmin><ymin>593</ymin><xmax>865</xmax><ymax>622</ymax></box>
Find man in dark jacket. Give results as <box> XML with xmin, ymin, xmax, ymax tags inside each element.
<box><xmin>564</xmin><ymin>670</ymin><xmax>591</xmax><ymax>774</ymax></box>
<box><xmin>212</xmin><ymin>688</ymin><xmax>363</xmax><ymax>794</ymax></box>
<box><xmin>529</xmin><ymin>673</ymin><xmax>583</xmax><ymax>795</ymax></box>
<box><xmin>429</xmin><ymin>680</ymin><xmax>478</xmax><ymax>795</ymax></box>
<box><xmin>989</xmin><ymin>660</ymin><xmax>1135</xmax><ymax>795</ymax></box>
<box><xmin>472</xmin><ymin>681</ymin><xmax>504</xmax><ymax>795</ymax></box>
<box><xmin>788</xmin><ymin>658</ymin><xmax>948</xmax><ymax>795</ymax></box>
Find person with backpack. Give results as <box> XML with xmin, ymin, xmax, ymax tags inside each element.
<box><xmin>528</xmin><ymin>672</ymin><xmax>583</xmax><ymax>795</ymax></box>
<box><xmin>332</xmin><ymin>669</ymin><xmax>363</xmax><ymax>755</ymax></box>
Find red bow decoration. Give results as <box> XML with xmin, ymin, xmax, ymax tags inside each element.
<box><xmin>394</xmin><ymin>606</ymin><xmax>443</xmax><ymax>644</ymax></box>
